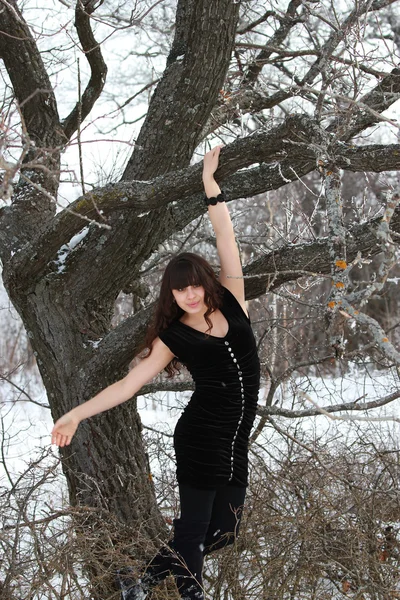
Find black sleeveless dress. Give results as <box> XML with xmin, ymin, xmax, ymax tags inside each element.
<box><xmin>159</xmin><ymin>287</ymin><xmax>260</xmax><ymax>489</ymax></box>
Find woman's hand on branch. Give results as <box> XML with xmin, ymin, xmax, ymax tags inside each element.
<box><xmin>203</xmin><ymin>145</ymin><xmax>223</xmax><ymax>181</ymax></box>
<box><xmin>51</xmin><ymin>412</ymin><xmax>80</xmax><ymax>447</ymax></box>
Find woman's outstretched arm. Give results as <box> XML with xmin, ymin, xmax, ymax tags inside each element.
<box><xmin>51</xmin><ymin>338</ymin><xmax>174</xmax><ymax>447</ymax></box>
<box><xmin>203</xmin><ymin>146</ymin><xmax>247</xmax><ymax>314</ymax></box>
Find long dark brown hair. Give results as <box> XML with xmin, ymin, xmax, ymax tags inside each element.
<box><xmin>145</xmin><ymin>253</ymin><xmax>224</xmax><ymax>376</ymax></box>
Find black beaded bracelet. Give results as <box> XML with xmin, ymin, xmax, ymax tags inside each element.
<box><xmin>204</xmin><ymin>191</ymin><xmax>226</xmax><ymax>206</ymax></box>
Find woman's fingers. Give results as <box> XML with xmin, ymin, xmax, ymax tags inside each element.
<box><xmin>203</xmin><ymin>145</ymin><xmax>223</xmax><ymax>175</ymax></box>
<box><xmin>51</xmin><ymin>414</ymin><xmax>77</xmax><ymax>446</ymax></box>
<box><xmin>52</xmin><ymin>432</ymin><xmax>72</xmax><ymax>447</ymax></box>
<box><xmin>52</xmin><ymin>430</ymin><xmax>63</xmax><ymax>446</ymax></box>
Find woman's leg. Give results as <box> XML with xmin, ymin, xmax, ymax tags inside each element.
<box><xmin>119</xmin><ymin>486</ymin><xmax>245</xmax><ymax>599</ymax></box>
<box><xmin>203</xmin><ymin>486</ymin><xmax>246</xmax><ymax>556</ymax></box>
<box><xmin>140</xmin><ymin>485</ymin><xmax>216</xmax><ymax>599</ymax></box>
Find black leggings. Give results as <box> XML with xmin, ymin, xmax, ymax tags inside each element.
<box><xmin>141</xmin><ymin>484</ymin><xmax>246</xmax><ymax>600</ymax></box>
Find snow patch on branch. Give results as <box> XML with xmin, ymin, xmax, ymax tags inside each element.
<box><xmin>54</xmin><ymin>226</ymin><xmax>89</xmax><ymax>273</ymax></box>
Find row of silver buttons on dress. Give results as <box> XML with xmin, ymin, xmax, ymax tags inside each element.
<box><xmin>224</xmin><ymin>340</ymin><xmax>245</xmax><ymax>482</ymax></box>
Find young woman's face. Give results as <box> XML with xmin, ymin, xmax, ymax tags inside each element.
<box><xmin>171</xmin><ymin>284</ymin><xmax>206</xmax><ymax>315</ymax></box>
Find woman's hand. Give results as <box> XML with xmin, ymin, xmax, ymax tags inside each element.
<box><xmin>51</xmin><ymin>412</ymin><xmax>80</xmax><ymax>447</ymax></box>
<box><xmin>203</xmin><ymin>145</ymin><xmax>223</xmax><ymax>181</ymax></box>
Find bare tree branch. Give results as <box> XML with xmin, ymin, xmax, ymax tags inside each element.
<box><xmin>82</xmin><ymin>305</ymin><xmax>153</xmax><ymax>388</ymax></box>
<box><xmin>328</xmin><ymin>67</ymin><xmax>400</xmax><ymax>138</ymax></box>
<box><xmin>206</xmin><ymin>63</ymin><xmax>400</xmax><ymax>142</ymax></box>
<box><xmin>237</xmin><ymin>9</ymin><xmax>277</xmax><ymax>35</ymax></box>
<box><xmin>0</xmin><ymin>1</ymin><xmax>61</xmax><ymax>150</ymax></box>
<box><xmin>0</xmin><ymin>0</ymin><xmax>63</xmax><ymax>241</ymax></box>
<box><xmin>243</xmin><ymin>198</ymin><xmax>400</xmax><ymax>298</ymax></box>
<box><xmin>3</xmin><ymin>113</ymin><xmax>323</xmax><ymax>283</ymax></box>
<box><xmin>62</xmin><ymin>0</ymin><xmax>108</xmax><ymax>140</ymax></box>
<box><xmin>300</xmin><ymin>0</ymin><xmax>398</xmax><ymax>88</ymax></box>
<box><xmin>138</xmin><ymin>381</ymin><xmax>194</xmax><ymax>397</ymax></box>
<box><xmin>122</xmin><ymin>0</ymin><xmax>241</xmax><ymax>180</ymax></box>
<box><xmin>243</xmin><ymin>0</ymin><xmax>304</xmax><ymax>86</ymax></box>
<box><xmin>258</xmin><ymin>388</ymin><xmax>400</xmax><ymax>419</ymax></box>
<box><xmin>6</xmin><ymin>109</ymin><xmax>399</xmax><ymax>289</ymax></box>
<box><xmin>0</xmin><ymin>374</ymin><xmax>49</xmax><ymax>408</ymax></box>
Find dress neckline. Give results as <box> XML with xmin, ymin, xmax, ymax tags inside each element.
<box><xmin>177</xmin><ymin>311</ymin><xmax>230</xmax><ymax>339</ymax></box>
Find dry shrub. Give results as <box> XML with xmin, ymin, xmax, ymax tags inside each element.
<box><xmin>2</xmin><ymin>420</ymin><xmax>400</xmax><ymax>599</ymax></box>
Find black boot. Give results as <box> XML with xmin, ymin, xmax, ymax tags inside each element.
<box><xmin>116</xmin><ymin>567</ymin><xmax>148</xmax><ymax>600</ymax></box>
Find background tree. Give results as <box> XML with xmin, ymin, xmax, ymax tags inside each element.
<box><xmin>1</xmin><ymin>0</ymin><xmax>400</xmax><ymax>597</ymax></box>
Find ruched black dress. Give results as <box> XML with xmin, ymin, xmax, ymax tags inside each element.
<box><xmin>159</xmin><ymin>287</ymin><xmax>260</xmax><ymax>489</ymax></box>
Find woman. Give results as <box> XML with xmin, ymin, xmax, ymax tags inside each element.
<box><xmin>51</xmin><ymin>146</ymin><xmax>260</xmax><ymax>600</ymax></box>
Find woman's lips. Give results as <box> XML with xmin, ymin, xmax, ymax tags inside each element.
<box><xmin>187</xmin><ymin>301</ymin><xmax>199</xmax><ymax>308</ymax></box>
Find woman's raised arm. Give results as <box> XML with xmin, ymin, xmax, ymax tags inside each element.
<box><xmin>203</xmin><ymin>146</ymin><xmax>247</xmax><ymax>313</ymax></box>
<box><xmin>51</xmin><ymin>338</ymin><xmax>174</xmax><ymax>447</ymax></box>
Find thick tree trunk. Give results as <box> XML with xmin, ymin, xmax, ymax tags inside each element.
<box><xmin>5</xmin><ymin>274</ymin><xmax>165</xmax><ymax>596</ymax></box>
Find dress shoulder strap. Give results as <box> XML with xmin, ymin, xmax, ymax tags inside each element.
<box><xmin>158</xmin><ymin>323</ymin><xmax>184</xmax><ymax>360</ymax></box>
